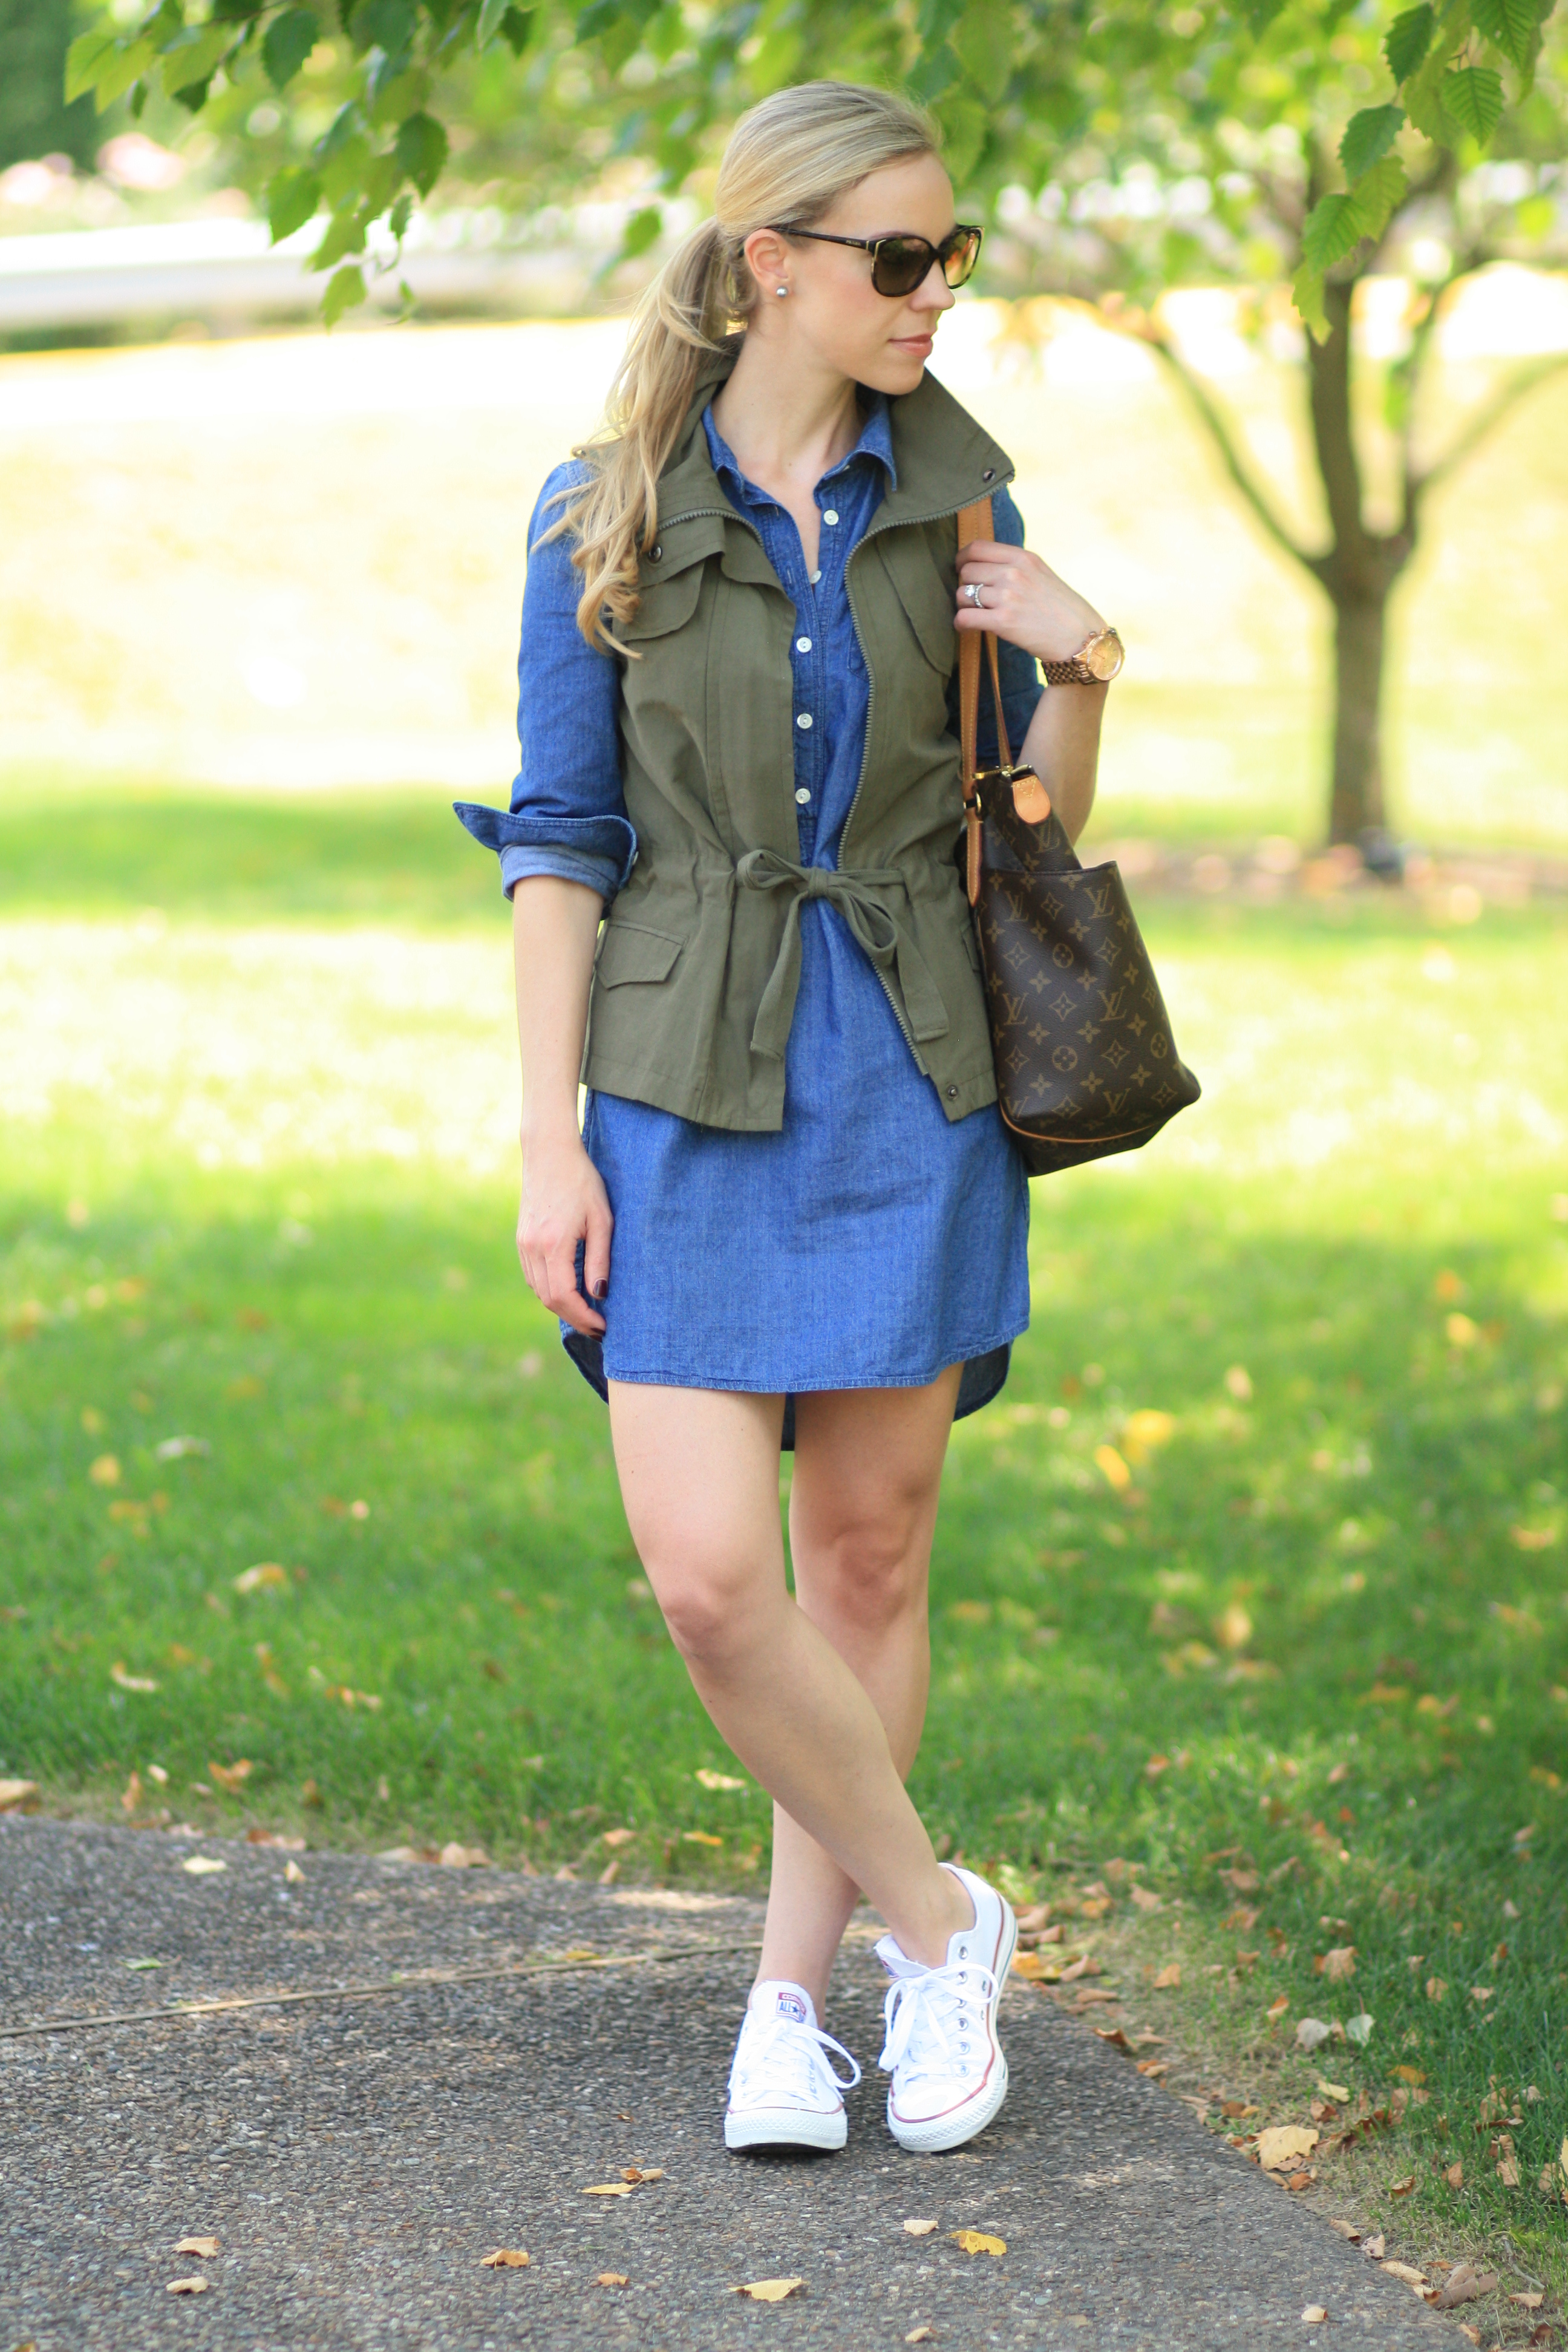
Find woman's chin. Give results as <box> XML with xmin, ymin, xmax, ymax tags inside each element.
<box><xmin>860</xmin><ymin>348</ymin><xmax>931</xmax><ymax>396</ymax></box>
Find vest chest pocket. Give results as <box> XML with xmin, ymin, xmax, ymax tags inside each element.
<box><xmin>595</xmin><ymin>921</ymin><xmax>685</xmax><ymax>987</ymax></box>
<box><xmin>872</xmin><ymin>526</ymin><xmax>960</xmax><ymax>676</ymax></box>
<box><xmin>616</xmin><ymin>563</ymin><xmax>707</xmax><ymax>644</ymax></box>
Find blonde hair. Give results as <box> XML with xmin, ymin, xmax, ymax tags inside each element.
<box><xmin>547</xmin><ymin>80</ymin><xmax>938</xmax><ymax>651</ymax></box>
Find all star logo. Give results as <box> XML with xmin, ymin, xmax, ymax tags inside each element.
<box><xmin>775</xmin><ymin>1991</ymin><xmax>808</xmax><ymax>2023</ymax></box>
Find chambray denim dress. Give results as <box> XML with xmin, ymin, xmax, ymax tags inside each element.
<box><xmin>462</xmin><ymin>393</ymin><xmax>1039</xmax><ymax>1444</ymax></box>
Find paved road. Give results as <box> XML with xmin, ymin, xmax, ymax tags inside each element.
<box><xmin>1</xmin><ymin>1817</ymin><xmax>1457</xmax><ymax>2350</ymax></box>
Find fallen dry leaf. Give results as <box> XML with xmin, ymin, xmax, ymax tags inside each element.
<box><xmin>88</xmin><ymin>1454</ymin><xmax>122</xmax><ymax>1486</ymax></box>
<box><xmin>1390</xmin><ymin>2175</ymin><xmax>1416</xmax><ymax>2197</ymax></box>
<box><xmin>207</xmin><ymin>1759</ymin><xmax>252</xmax><ymax>1793</ymax></box>
<box><xmin>693</xmin><ymin>1767</ymin><xmax>745</xmax><ymax>1791</ymax></box>
<box><xmin>1425</xmin><ymin>1976</ymin><xmax>1448</xmax><ymax>2003</ymax></box>
<box><xmin>1444</xmin><ymin>2161</ymin><xmax>1464</xmax><ymax>2189</ymax></box>
<box><xmin>1319</xmin><ymin>1945</ymin><xmax>1357</xmax><ymax>1981</ymax></box>
<box><xmin>681</xmin><ymin>1829</ymin><xmax>723</xmax><ymax>1847</ymax></box>
<box><xmin>582</xmin><ymin>2183</ymin><xmax>636</xmax><ymax>2197</ymax></box>
<box><xmin>1152</xmin><ymin>1962</ymin><xmax>1181</xmax><ymax>1990</ymax></box>
<box><xmin>596</xmin><ymin>2272</ymin><xmax>628</xmax><ymax>2286</ymax></box>
<box><xmin>480</xmin><ymin>2249</ymin><xmax>529</xmax><ymax>2267</ymax></box>
<box><xmin>1392</xmin><ymin>2064</ymin><xmax>1426</xmax><ymax>2086</ymax></box>
<box><xmin>1315</xmin><ymin>2078</ymin><xmax>1351</xmax><ymax>2102</ymax></box>
<box><xmin>174</xmin><ymin>2237</ymin><xmax>218</xmax><ymax>2258</ymax></box>
<box><xmin>166</xmin><ymin>2277</ymin><xmax>209</xmax><ymax>2295</ymax></box>
<box><xmin>950</xmin><ymin>2232</ymin><xmax>1005</xmax><ymax>2256</ymax></box>
<box><xmin>1362</xmin><ymin>2236</ymin><xmax>1385</xmax><ymax>2259</ymax></box>
<box><xmin>0</xmin><ymin>1780</ymin><xmax>39</xmax><ymax>1811</ymax></box>
<box><xmin>1129</xmin><ymin>1883</ymin><xmax>1163</xmax><ymax>1912</ymax></box>
<box><xmin>1094</xmin><ymin>2027</ymin><xmax>1134</xmax><ymax>2052</ymax></box>
<box><xmin>1093</xmin><ymin>1443</ymin><xmax>1132</xmax><ymax>1492</ymax></box>
<box><xmin>1295</xmin><ymin>2018</ymin><xmax>1332</xmax><ymax>2051</ymax></box>
<box><xmin>110</xmin><ymin>1662</ymin><xmax>158</xmax><ymax>1693</ymax></box>
<box><xmin>1527</xmin><ymin>2328</ymin><xmax>1554</xmax><ymax>2350</ymax></box>
<box><xmin>1301</xmin><ymin>2307</ymin><xmax>1327</xmax><ymax>2326</ymax></box>
<box><xmin>1256</xmin><ymin>2127</ymin><xmax>1319</xmax><ymax>2173</ymax></box>
<box><xmin>621</xmin><ymin>2166</ymin><xmax>663</xmax><ymax>2183</ymax></box>
<box><xmin>905</xmin><ymin>2330</ymin><xmax>936</xmax><ymax>2345</ymax></box>
<box><xmin>284</xmin><ymin>1858</ymin><xmax>305</xmax><ymax>1884</ymax></box>
<box><xmin>1328</xmin><ymin>2221</ymin><xmax>1361</xmax><ymax>2242</ymax></box>
<box><xmin>903</xmin><ymin>2218</ymin><xmax>939</xmax><ymax>2237</ymax></box>
<box><xmin>1345</xmin><ymin>2012</ymin><xmax>1374</xmax><ymax>2045</ymax></box>
<box><xmin>232</xmin><ymin>1563</ymin><xmax>289</xmax><ymax>1594</ymax></box>
<box><xmin>439</xmin><ymin>1842</ymin><xmax>489</xmax><ymax>1867</ymax></box>
<box><xmin>181</xmin><ymin>1857</ymin><xmax>226</xmax><ymax>1876</ymax></box>
<box><xmin>1010</xmin><ymin>1951</ymin><xmax>1053</xmax><ymax>1981</ymax></box>
<box><xmin>1432</xmin><ymin>2267</ymin><xmax>1500</xmax><ymax>2310</ymax></box>
<box><xmin>1214</xmin><ymin>1602</ymin><xmax>1253</xmax><ymax>1652</ymax></box>
<box><xmin>1512</xmin><ymin>2292</ymin><xmax>1544</xmax><ymax>2310</ymax></box>
<box><xmin>1382</xmin><ymin>2262</ymin><xmax>1428</xmax><ymax>2287</ymax></box>
<box><xmin>734</xmin><ymin>2279</ymin><xmax>802</xmax><ymax>2302</ymax></box>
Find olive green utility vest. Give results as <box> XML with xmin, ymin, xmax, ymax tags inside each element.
<box><xmin>585</xmin><ymin>350</ymin><xmax>1013</xmax><ymax>1132</ymax></box>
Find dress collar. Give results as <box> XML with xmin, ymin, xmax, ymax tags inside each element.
<box><xmin>701</xmin><ymin>390</ymin><xmax>898</xmax><ymax>503</ymax></box>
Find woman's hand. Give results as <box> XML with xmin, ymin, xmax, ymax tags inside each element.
<box><xmin>517</xmin><ymin>1130</ymin><xmax>613</xmax><ymax>1338</ymax></box>
<box><xmin>955</xmin><ymin>538</ymin><xmax>1104</xmax><ymax>666</ymax></box>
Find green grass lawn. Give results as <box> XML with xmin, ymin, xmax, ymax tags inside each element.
<box><xmin>2</xmin><ymin>788</ymin><xmax>1566</xmax><ymax>2291</ymax></box>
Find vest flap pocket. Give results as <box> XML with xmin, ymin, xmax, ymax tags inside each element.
<box><xmin>595</xmin><ymin>920</ymin><xmax>685</xmax><ymax>987</ymax></box>
<box><xmin>872</xmin><ymin>531</ymin><xmax>958</xmax><ymax>675</ymax></box>
<box><xmin>618</xmin><ymin>564</ymin><xmax>705</xmax><ymax>643</ymax></box>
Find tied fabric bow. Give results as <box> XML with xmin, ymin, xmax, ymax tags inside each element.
<box><xmin>736</xmin><ymin>846</ymin><xmax>949</xmax><ymax>1063</ymax></box>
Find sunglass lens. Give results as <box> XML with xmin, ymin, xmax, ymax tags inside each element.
<box><xmin>872</xmin><ymin>237</ymin><xmax>932</xmax><ymax>296</ymax></box>
<box><xmin>940</xmin><ymin>229</ymin><xmax>981</xmax><ymax>287</ymax></box>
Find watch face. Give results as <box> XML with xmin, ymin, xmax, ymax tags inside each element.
<box><xmin>1086</xmin><ymin>630</ymin><xmax>1124</xmax><ymax>682</ymax></box>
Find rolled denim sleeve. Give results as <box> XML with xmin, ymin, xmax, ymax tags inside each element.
<box><xmin>944</xmin><ymin>483</ymin><xmax>1046</xmax><ymax>767</ymax></box>
<box><xmin>453</xmin><ymin>462</ymin><xmax>637</xmax><ymax>904</ymax></box>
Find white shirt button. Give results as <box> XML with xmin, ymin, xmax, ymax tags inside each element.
<box><xmin>795</xmin><ymin>636</ymin><xmax>812</xmax><ymax>653</ymax></box>
<box><xmin>809</xmin><ymin>568</ymin><xmax>822</xmax><ymax>584</ymax></box>
<box><xmin>822</xmin><ymin>509</ymin><xmax>839</xmax><ymax>525</ymax></box>
<box><xmin>795</xmin><ymin>788</ymin><xmax>811</xmax><ymax>805</ymax></box>
<box><xmin>795</xmin><ymin>712</ymin><xmax>812</xmax><ymax>729</ymax></box>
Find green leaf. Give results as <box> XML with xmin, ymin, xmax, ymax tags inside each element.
<box><xmin>394</xmin><ymin>109</ymin><xmax>448</xmax><ymax>195</ymax></box>
<box><xmin>620</xmin><ymin>203</ymin><xmax>662</xmax><ymax>260</ymax></box>
<box><xmin>1471</xmin><ymin>0</ymin><xmax>1537</xmax><ymax>70</ymax></box>
<box><xmin>498</xmin><ymin>6</ymin><xmax>534</xmax><ymax>53</ymax></box>
<box><xmin>1301</xmin><ymin>190</ymin><xmax>1364</xmax><ymax>274</ymax></box>
<box><xmin>1384</xmin><ymin>4</ymin><xmax>1435</xmax><ymax>85</ymax></box>
<box><xmin>1242</xmin><ymin>0</ymin><xmax>1289</xmax><ymax>27</ymax></box>
<box><xmin>1350</xmin><ymin>154</ymin><xmax>1408</xmax><ymax>241</ymax></box>
<box><xmin>312</xmin><ymin>204</ymin><xmax>368</xmax><ymax>268</ymax></box>
<box><xmin>93</xmin><ymin>35</ymin><xmax>157</xmax><ymax>109</ymax></box>
<box><xmin>354</xmin><ymin>0</ymin><xmax>416</xmax><ymax>55</ymax></box>
<box><xmin>1339</xmin><ymin>104</ymin><xmax>1403</xmax><ymax>180</ymax></box>
<box><xmin>1292</xmin><ymin>261</ymin><xmax>1330</xmax><ymax>342</ymax></box>
<box><xmin>162</xmin><ymin>22</ymin><xmax>237</xmax><ymax>94</ymax></box>
<box><xmin>916</xmin><ymin>0</ymin><xmax>966</xmax><ymax>45</ymax></box>
<box><xmin>934</xmin><ymin>88</ymin><xmax>988</xmax><ymax>186</ymax></box>
<box><xmin>321</xmin><ymin>263</ymin><xmax>367</xmax><ymax>326</ymax></box>
<box><xmin>575</xmin><ymin>0</ymin><xmax>624</xmax><ymax>37</ymax></box>
<box><xmin>388</xmin><ymin>191</ymin><xmax>413</xmax><ymax>240</ymax></box>
<box><xmin>909</xmin><ymin>41</ymin><xmax>961</xmax><ymax>102</ymax></box>
<box><xmin>64</xmin><ymin>29</ymin><xmax>117</xmax><ymax>103</ymax></box>
<box><xmin>1439</xmin><ymin>62</ymin><xmax>1505</xmax><ymax>143</ymax></box>
<box><xmin>266</xmin><ymin>165</ymin><xmax>321</xmax><ymax>241</ymax></box>
<box><xmin>262</xmin><ymin>7</ymin><xmax>319</xmax><ymax>88</ymax></box>
<box><xmin>952</xmin><ymin>0</ymin><xmax>1011</xmax><ymax>103</ymax></box>
<box><xmin>475</xmin><ymin>0</ymin><xmax>509</xmax><ymax>42</ymax></box>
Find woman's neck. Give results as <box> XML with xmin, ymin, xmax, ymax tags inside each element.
<box><xmin>709</xmin><ymin>328</ymin><xmax>862</xmax><ymax>506</ymax></box>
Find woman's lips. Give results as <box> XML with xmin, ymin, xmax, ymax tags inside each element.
<box><xmin>889</xmin><ymin>333</ymin><xmax>934</xmax><ymax>356</ymax></box>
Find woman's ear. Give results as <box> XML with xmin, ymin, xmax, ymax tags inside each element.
<box><xmin>740</xmin><ymin>226</ymin><xmax>792</xmax><ymax>300</ymax></box>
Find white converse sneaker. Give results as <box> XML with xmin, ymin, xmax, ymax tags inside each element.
<box><xmin>876</xmin><ymin>1864</ymin><xmax>1018</xmax><ymax>2154</ymax></box>
<box><xmin>725</xmin><ymin>1979</ymin><xmax>861</xmax><ymax>2153</ymax></box>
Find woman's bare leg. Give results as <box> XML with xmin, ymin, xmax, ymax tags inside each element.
<box><xmin>607</xmin><ymin>1378</ymin><xmax>970</xmax><ymax>1992</ymax></box>
<box><xmin>756</xmin><ymin>1371</ymin><xmax>959</xmax><ymax>2013</ymax></box>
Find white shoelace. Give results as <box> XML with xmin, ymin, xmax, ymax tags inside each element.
<box><xmin>730</xmin><ymin>2008</ymin><xmax>863</xmax><ymax>2108</ymax></box>
<box><xmin>879</xmin><ymin>1957</ymin><xmax>998</xmax><ymax>2085</ymax></box>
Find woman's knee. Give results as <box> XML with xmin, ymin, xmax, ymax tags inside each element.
<box><xmin>634</xmin><ymin>1529</ymin><xmax>772</xmax><ymax>1667</ymax></box>
<box><xmin>799</xmin><ymin>1504</ymin><xmax>930</xmax><ymax>1632</ymax></box>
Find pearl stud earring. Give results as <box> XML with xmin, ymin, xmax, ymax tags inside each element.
<box><xmin>776</xmin><ymin>284</ymin><xmax>789</xmax><ymax>296</ymax></box>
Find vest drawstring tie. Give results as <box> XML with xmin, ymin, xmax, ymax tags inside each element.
<box><xmin>736</xmin><ymin>847</ymin><xmax>951</xmax><ymax>1063</ymax></box>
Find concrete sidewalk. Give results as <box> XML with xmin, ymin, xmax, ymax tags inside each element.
<box><xmin>1</xmin><ymin>1817</ymin><xmax>1456</xmax><ymax>2349</ymax></box>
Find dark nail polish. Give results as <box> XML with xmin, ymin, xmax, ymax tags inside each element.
<box><xmin>592</xmin><ymin>1279</ymin><xmax>609</xmax><ymax>1300</ymax></box>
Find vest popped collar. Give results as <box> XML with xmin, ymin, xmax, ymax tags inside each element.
<box><xmin>582</xmin><ymin>345</ymin><xmax>1015</xmax><ymax>1132</ymax></box>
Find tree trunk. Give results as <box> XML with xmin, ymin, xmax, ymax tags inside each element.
<box><xmin>1327</xmin><ymin>589</ymin><xmax>1388</xmax><ymax>843</ymax></box>
<box><xmin>1305</xmin><ymin>274</ymin><xmax>1407</xmax><ymax>848</ymax></box>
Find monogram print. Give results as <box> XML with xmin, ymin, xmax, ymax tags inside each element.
<box><xmin>969</xmin><ymin>792</ymin><xmax>1200</xmax><ymax>1175</ymax></box>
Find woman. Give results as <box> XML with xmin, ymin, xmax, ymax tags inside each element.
<box><xmin>457</xmin><ymin>79</ymin><xmax>1116</xmax><ymax>2158</ymax></box>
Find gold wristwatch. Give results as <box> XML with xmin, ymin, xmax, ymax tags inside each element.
<box><xmin>1041</xmin><ymin>626</ymin><xmax>1125</xmax><ymax>686</ymax></box>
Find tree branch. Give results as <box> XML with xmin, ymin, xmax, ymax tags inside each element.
<box><xmin>1411</xmin><ymin>353</ymin><xmax>1568</xmax><ymax>510</ymax></box>
<box><xmin>1139</xmin><ymin>331</ymin><xmax>1323</xmax><ymax>580</ymax></box>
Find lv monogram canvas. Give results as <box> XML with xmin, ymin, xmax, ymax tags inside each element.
<box><xmin>954</xmin><ymin>490</ymin><xmax>1199</xmax><ymax>1177</ymax></box>
<box><xmin>972</xmin><ymin>792</ymin><xmax>1201</xmax><ymax>1175</ymax></box>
